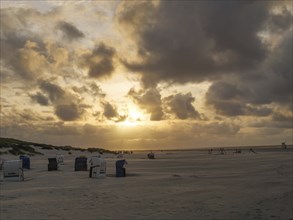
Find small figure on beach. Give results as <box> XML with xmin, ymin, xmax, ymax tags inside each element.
<box><xmin>148</xmin><ymin>151</ymin><xmax>155</xmax><ymax>159</ymax></box>
<box><xmin>234</xmin><ymin>149</ymin><xmax>242</xmax><ymax>154</ymax></box>
<box><xmin>249</xmin><ymin>148</ymin><xmax>256</xmax><ymax>154</ymax></box>
<box><xmin>219</xmin><ymin>148</ymin><xmax>226</xmax><ymax>155</ymax></box>
<box><xmin>281</xmin><ymin>142</ymin><xmax>287</xmax><ymax>149</ymax></box>
<box><xmin>208</xmin><ymin>148</ymin><xmax>213</xmax><ymax>154</ymax></box>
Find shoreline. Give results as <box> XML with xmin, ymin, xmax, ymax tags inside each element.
<box><xmin>133</xmin><ymin>144</ymin><xmax>293</xmax><ymax>152</ymax></box>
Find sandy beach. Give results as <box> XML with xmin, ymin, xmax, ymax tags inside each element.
<box><xmin>1</xmin><ymin>147</ymin><xmax>292</xmax><ymax>220</ymax></box>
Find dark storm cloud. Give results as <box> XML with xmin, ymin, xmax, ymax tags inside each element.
<box><xmin>101</xmin><ymin>101</ymin><xmax>126</xmax><ymax>122</ymax></box>
<box><xmin>128</xmin><ymin>88</ymin><xmax>164</xmax><ymax>121</ymax></box>
<box><xmin>197</xmin><ymin>1</ymin><xmax>269</xmax><ymax>65</ymax></box>
<box><xmin>206</xmin><ymin>81</ymin><xmax>273</xmax><ymax>117</ymax></box>
<box><xmin>88</xmin><ymin>59</ymin><xmax>114</xmax><ymax>78</ymax></box>
<box><xmin>117</xmin><ymin>1</ymin><xmax>292</xmax><ymax>120</ymax></box>
<box><xmin>163</xmin><ymin>93</ymin><xmax>200</xmax><ymax>120</ymax></box>
<box><xmin>80</xmin><ymin>43</ymin><xmax>116</xmax><ymax>78</ymax></box>
<box><xmin>206</xmin><ymin>28</ymin><xmax>292</xmax><ymax>117</ymax></box>
<box><xmin>55</xmin><ymin>103</ymin><xmax>84</xmax><ymax>121</ymax></box>
<box><xmin>249</xmin><ymin>117</ymin><xmax>292</xmax><ymax>130</ymax></box>
<box><xmin>35</xmin><ymin>80</ymin><xmax>86</xmax><ymax>121</ymax></box>
<box><xmin>57</xmin><ymin>21</ymin><xmax>85</xmax><ymax>41</ymax></box>
<box><xmin>263</xmin><ymin>32</ymin><xmax>292</xmax><ymax>106</ymax></box>
<box><xmin>89</xmin><ymin>83</ymin><xmax>106</xmax><ymax>97</ymax></box>
<box><xmin>118</xmin><ymin>1</ymin><xmax>214</xmax><ymax>87</ymax></box>
<box><xmin>116</xmin><ymin>1</ymin><xmax>275</xmax><ymax>87</ymax></box>
<box><xmin>39</xmin><ymin>81</ymin><xmax>65</xmax><ymax>102</ymax></box>
<box><xmin>30</xmin><ymin>92</ymin><xmax>50</xmax><ymax>106</ymax></box>
<box><xmin>228</xmin><ymin>31</ymin><xmax>292</xmax><ymax>107</ymax></box>
<box><xmin>72</xmin><ymin>83</ymin><xmax>106</xmax><ymax>98</ymax></box>
<box><xmin>102</xmin><ymin>102</ymin><xmax>118</xmax><ymax>119</ymax></box>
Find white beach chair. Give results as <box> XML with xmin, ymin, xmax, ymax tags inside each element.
<box><xmin>89</xmin><ymin>156</ymin><xmax>106</xmax><ymax>178</ymax></box>
<box><xmin>3</xmin><ymin>160</ymin><xmax>24</xmax><ymax>181</ymax></box>
<box><xmin>56</xmin><ymin>154</ymin><xmax>64</xmax><ymax>165</ymax></box>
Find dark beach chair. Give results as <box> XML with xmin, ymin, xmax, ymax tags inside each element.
<box><xmin>116</xmin><ymin>159</ymin><xmax>127</xmax><ymax>177</ymax></box>
<box><xmin>74</xmin><ymin>157</ymin><xmax>87</xmax><ymax>171</ymax></box>
<box><xmin>48</xmin><ymin>158</ymin><xmax>58</xmax><ymax>171</ymax></box>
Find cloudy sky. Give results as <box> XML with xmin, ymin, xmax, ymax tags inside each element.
<box><xmin>1</xmin><ymin>1</ymin><xmax>292</xmax><ymax>150</ymax></box>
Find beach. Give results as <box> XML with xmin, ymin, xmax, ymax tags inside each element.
<box><xmin>1</xmin><ymin>147</ymin><xmax>292</xmax><ymax>220</ymax></box>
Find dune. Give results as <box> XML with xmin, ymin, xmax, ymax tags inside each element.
<box><xmin>0</xmin><ymin>147</ymin><xmax>292</xmax><ymax>220</ymax></box>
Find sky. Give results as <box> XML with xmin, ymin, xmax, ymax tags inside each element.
<box><xmin>0</xmin><ymin>0</ymin><xmax>292</xmax><ymax>150</ymax></box>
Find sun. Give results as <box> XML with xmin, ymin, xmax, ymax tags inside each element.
<box><xmin>128</xmin><ymin>107</ymin><xmax>143</xmax><ymax>121</ymax></box>
<box><xmin>119</xmin><ymin>106</ymin><xmax>145</xmax><ymax>127</ymax></box>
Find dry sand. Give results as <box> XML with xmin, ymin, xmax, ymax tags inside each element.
<box><xmin>1</xmin><ymin>147</ymin><xmax>292</xmax><ymax>220</ymax></box>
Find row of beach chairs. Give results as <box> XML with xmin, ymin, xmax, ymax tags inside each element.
<box><xmin>0</xmin><ymin>155</ymin><xmax>127</xmax><ymax>182</ymax></box>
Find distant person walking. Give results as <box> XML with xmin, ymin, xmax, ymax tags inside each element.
<box><xmin>249</xmin><ymin>148</ymin><xmax>256</xmax><ymax>154</ymax></box>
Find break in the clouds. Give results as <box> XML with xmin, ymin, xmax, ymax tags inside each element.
<box><xmin>0</xmin><ymin>1</ymin><xmax>292</xmax><ymax>150</ymax></box>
